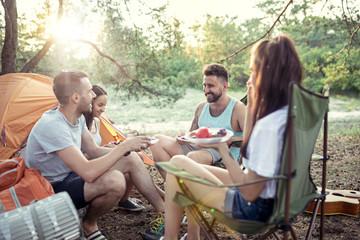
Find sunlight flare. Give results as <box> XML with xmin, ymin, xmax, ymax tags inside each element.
<box><xmin>53</xmin><ymin>17</ymin><xmax>83</xmax><ymax>40</ymax></box>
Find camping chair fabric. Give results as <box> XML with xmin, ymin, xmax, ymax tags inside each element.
<box><xmin>156</xmin><ymin>82</ymin><xmax>329</xmax><ymax>239</ymax></box>
<box><xmin>270</xmin><ymin>83</ymin><xmax>329</xmax><ymax>224</ymax></box>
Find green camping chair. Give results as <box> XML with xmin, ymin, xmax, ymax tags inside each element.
<box><xmin>156</xmin><ymin>82</ymin><xmax>330</xmax><ymax>240</ymax></box>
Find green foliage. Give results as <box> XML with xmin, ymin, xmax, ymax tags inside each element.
<box><xmin>89</xmin><ymin>3</ymin><xmax>194</xmax><ymax>103</ymax></box>
<box><xmin>201</xmin><ymin>15</ymin><xmax>246</xmax><ymax>64</ymax></box>
<box><xmin>323</xmin><ymin>47</ymin><xmax>360</xmax><ymax>93</ymax></box>
<box><xmin>277</xmin><ymin>1</ymin><xmax>360</xmax><ymax>94</ymax></box>
<box><xmin>3</xmin><ymin>0</ymin><xmax>360</xmax><ymax>102</ymax></box>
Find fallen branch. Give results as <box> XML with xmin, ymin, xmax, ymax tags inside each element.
<box><xmin>218</xmin><ymin>0</ymin><xmax>293</xmax><ymax>63</ymax></box>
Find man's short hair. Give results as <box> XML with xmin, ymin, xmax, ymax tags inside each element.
<box><xmin>53</xmin><ymin>70</ymin><xmax>88</xmax><ymax>105</ymax></box>
<box><xmin>202</xmin><ymin>63</ymin><xmax>228</xmax><ymax>82</ymax></box>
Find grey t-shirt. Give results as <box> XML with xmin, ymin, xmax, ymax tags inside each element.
<box><xmin>25</xmin><ymin>109</ymin><xmax>87</xmax><ymax>183</ymax></box>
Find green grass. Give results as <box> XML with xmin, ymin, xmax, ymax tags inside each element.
<box><xmin>103</xmin><ymin>86</ymin><xmax>359</xmax><ymax>137</ymax></box>
<box><xmin>330</xmin><ymin>94</ymin><xmax>360</xmax><ymax>112</ymax></box>
<box><xmin>104</xmin><ymin>87</ymin><xmax>246</xmax><ymax>136</ymax></box>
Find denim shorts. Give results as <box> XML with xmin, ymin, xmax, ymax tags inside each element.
<box><xmin>224</xmin><ymin>187</ymin><xmax>274</xmax><ymax>222</ymax></box>
<box><xmin>179</xmin><ymin>143</ymin><xmax>221</xmax><ymax>164</ymax></box>
<box><xmin>51</xmin><ymin>172</ymin><xmax>88</xmax><ymax>210</ymax></box>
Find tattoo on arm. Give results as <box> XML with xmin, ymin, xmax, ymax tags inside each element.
<box><xmin>190</xmin><ymin>107</ymin><xmax>200</xmax><ymax>131</ymax></box>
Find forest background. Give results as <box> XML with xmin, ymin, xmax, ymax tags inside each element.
<box><xmin>3</xmin><ymin>0</ymin><xmax>358</xmax><ymax>134</ymax></box>
<box><xmin>2</xmin><ymin>0</ymin><xmax>360</xmax><ymax>101</ymax></box>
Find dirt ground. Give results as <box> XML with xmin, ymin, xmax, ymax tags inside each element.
<box><xmin>97</xmin><ymin>134</ymin><xmax>360</xmax><ymax>240</ymax></box>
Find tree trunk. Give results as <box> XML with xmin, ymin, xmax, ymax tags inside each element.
<box><xmin>1</xmin><ymin>0</ymin><xmax>18</xmax><ymax>75</ymax></box>
<box><xmin>20</xmin><ymin>37</ymin><xmax>56</xmax><ymax>73</ymax></box>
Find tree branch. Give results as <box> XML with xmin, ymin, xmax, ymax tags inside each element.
<box><xmin>338</xmin><ymin>23</ymin><xmax>360</xmax><ymax>67</ymax></box>
<box><xmin>20</xmin><ymin>0</ymin><xmax>63</xmax><ymax>73</ymax></box>
<box><xmin>77</xmin><ymin>39</ymin><xmax>174</xmax><ymax>97</ymax></box>
<box><xmin>218</xmin><ymin>0</ymin><xmax>293</xmax><ymax>63</ymax></box>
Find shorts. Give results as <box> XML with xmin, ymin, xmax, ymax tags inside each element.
<box><xmin>178</xmin><ymin>142</ymin><xmax>221</xmax><ymax>164</ymax></box>
<box><xmin>51</xmin><ymin>172</ymin><xmax>88</xmax><ymax>210</ymax></box>
<box><xmin>224</xmin><ymin>187</ymin><xmax>274</xmax><ymax>222</ymax></box>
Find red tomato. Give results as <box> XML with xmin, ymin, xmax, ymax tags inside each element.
<box><xmin>196</xmin><ymin>127</ymin><xmax>211</xmax><ymax>138</ymax></box>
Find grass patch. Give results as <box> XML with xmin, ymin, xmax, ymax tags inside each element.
<box><xmin>102</xmin><ymin>86</ymin><xmax>359</xmax><ymax>137</ymax></box>
<box><xmin>330</xmin><ymin>95</ymin><xmax>360</xmax><ymax>112</ymax></box>
<box><xmin>104</xmin><ymin>87</ymin><xmax>246</xmax><ymax>136</ymax></box>
<box><xmin>328</xmin><ymin>117</ymin><xmax>360</xmax><ymax>136</ymax></box>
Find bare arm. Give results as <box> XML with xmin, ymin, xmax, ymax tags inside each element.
<box><xmin>189</xmin><ymin>102</ymin><xmax>205</xmax><ymax>131</ymax></box>
<box><xmin>57</xmin><ymin>131</ymin><xmax>150</xmax><ymax>183</ymax></box>
<box><xmin>198</xmin><ymin>142</ymin><xmax>266</xmax><ymax>201</ymax></box>
<box><xmin>243</xmin><ymin>82</ymin><xmax>255</xmax><ymax>141</ymax></box>
<box><xmin>220</xmin><ymin>145</ymin><xmax>265</xmax><ymax>201</ymax></box>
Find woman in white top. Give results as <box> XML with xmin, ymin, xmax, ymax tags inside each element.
<box><xmin>156</xmin><ymin>35</ymin><xmax>303</xmax><ymax>240</ymax></box>
<box><xmin>84</xmin><ymin>85</ymin><xmax>145</xmax><ymax>212</ymax></box>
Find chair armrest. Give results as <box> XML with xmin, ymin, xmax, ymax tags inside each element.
<box><xmin>155</xmin><ymin>162</ymin><xmax>291</xmax><ymax>188</ymax></box>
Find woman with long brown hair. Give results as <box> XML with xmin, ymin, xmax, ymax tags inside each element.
<box><xmin>146</xmin><ymin>35</ymin><xmax>303</xmax><ymax>240</ymax></box>
<box><xmin>83</xmin><ymin>85</ymin><xmax>145</xmax><ymax>212</ymax></box>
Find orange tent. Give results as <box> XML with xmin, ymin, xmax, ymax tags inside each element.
<box><xmin>0</xmin><ymin>73</ymin><xmax>154</xmax><ymax>166</ymax></box>
<box><xmin>99</xmin><ymin>114</ymin><xmax>154</xmax><ymax>166</ymax></box>
<box><xmin>0</xmin><ymin>73</ymin><xmax>58</xmax><ymax>158</ymax></box>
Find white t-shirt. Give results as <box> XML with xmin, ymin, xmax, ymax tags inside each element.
<box><xmin>25</xmin><ymin>109</ymin><xmax>87</xmax><ymax>183</ymax></box>
<box><xmin>243</xmin><ymin>106</ymin><xmax>288</xmax><ymax>199</ymax></box>
<box><xmin>91</xmin><ymin>118</ymin><xmax>102</xmax><ymax>146</ymax></box>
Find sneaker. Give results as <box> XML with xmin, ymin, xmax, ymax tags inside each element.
<box><xmin>118</xmin><ymin>198</ymin><xmax>145</xmax><ymax>212</ymax></box>
<box><xmin>180</xmin><ymin>233</ymin><xmax>188</xmax><ymax>240</ymax></box>
<box><xmin>181</xmin><ymin>215</ymin><xmax>187</xmax><ymax>225</ymax></box>
<box><xmin>141</xmin><ymin>212</ymin><xmax>165</xmax><ymax>240</ymax></box>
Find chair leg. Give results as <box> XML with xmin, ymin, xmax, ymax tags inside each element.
<box><xmin>186</xmin><ymin>205</ymin><xmax>216</xmax><ymax>240</ymax></box>
<box><xmin>259</xmin><ymin>224</ymin><xmax>298</xmax><ymax>240</ymax></box>
<box><xmin>306</xmin><ymin>199</ymin><xmax>321</xmax><ymax>240</ymax></box>
<box><xmin>289</xmin><ymin>226</ymin><xmax>298</xmax><ymax>240</ymax></box>
<box><xmin>257</xmin><ymin>227</ymin><xmax>278</xmax><ymax>240</ymax></box>
<box><xmin>273</xmin><ymin>232</ymin><xmax>281</xmax><ymax>240</ymax></box>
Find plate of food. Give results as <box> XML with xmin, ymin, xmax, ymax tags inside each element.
<box><xmin>177</xmin><ymin>135</ymin><xmax>190</xmax><ymax>143</ymax></box>
<box><xmin>185</xmin><ymin>127</ymin><xmax>233</xmax><ymax>144</ymax></box>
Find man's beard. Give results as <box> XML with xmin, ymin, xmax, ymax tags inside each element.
<box><xmin>79</xmin><ymin>101</ymin><xmax>92</xmax><ymax>115</ymax></box>
<box><xmin>206</xmin><ymin>91</ymin><xmax>222</xmax><ymax>103</ymax></box>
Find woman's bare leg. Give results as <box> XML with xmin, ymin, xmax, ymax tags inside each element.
<box><xmin>163</xmin><ymin>155</ymin><xmax>230</xmax><ymax>240</ymax></box>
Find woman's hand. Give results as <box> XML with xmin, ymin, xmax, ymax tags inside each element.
<box><xmin>246</xmin><ymin>79</ymin><xmax>254</xmax><ymax>107</ymax></box>
<box><xmin>197</xmin><ymin>142</ymin><xmax>229</xmax><ymax>154</ymax></box>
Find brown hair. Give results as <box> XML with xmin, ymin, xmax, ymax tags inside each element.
<box><xmin>241</xmin><ymin>35</ymin><xmax>303</xmax><ymax>158</ymax></box>
<box><xmin>202</xmin><ymin>63</ymin><xmax>228</xmax><ymax>83</ymax></box>
<box><xmin>84</xmin><ymin>85</ymin><xmax>108</xmax><ymax>130</ymax></box>
<box><xmin>53</xmin><ymin>70</ymin><xmax>88</xmax><ymax>105</ymax></box>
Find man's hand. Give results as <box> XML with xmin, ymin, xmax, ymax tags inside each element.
<box><xmin>176</xmin><ymin>132</ymin><xmax>188</xmax><ymax>144</ymax></box>
<box><xmin>120</xmin><ymin>134</ymin><xmax>152</xmax><ymax>152</ymax></box>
